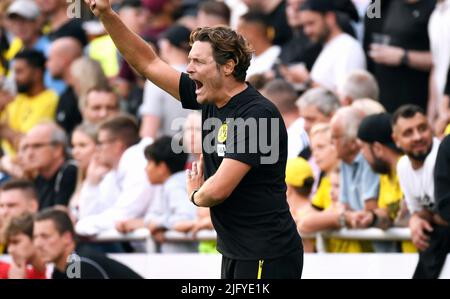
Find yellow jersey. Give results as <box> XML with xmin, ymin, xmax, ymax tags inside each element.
<box><xmin>1</xmin><ymin>89</ymin><xmax>58</xmax><ymax>155</ymax></box>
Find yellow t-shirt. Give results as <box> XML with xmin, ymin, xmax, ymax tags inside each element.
<box><xmin>378</xmin><ymin>172</ymin><xmax>417</xmax><ymax>253</ymax></box>
<box><xmin>312</xmin><ymin>176</ymin><xmax>372</xmax><ymax>253</ymax></box>
<box><xmin>445</xmin><ymin>123</ymin><xmax>450</xmax><ymax>136</ymax></box>
<box><xmin>1</xmin><ymin>89</ymin><xmax>58</xmax><ymax>155</ymax></box>
<box><xmin>89</xmin><ymin>35</ymin><xmax>119</xmax><ymax>77</ymax></box>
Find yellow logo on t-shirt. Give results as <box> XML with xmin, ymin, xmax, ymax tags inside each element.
<box><xmin>218</xmin><ymin>123</ymin><xmax>228</xmax><ymax>143</ymax></box>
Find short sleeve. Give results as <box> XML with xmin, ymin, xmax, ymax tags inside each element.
<box><xmin>139</xmin><ymin>80</ymin><xmax>164</xmax><ymax>116</ymax></box>
<box><xmin>339</xmin><ymin>165</ymin><xmax>349</xmax><ymax>205</ymax></box>
<box><xmin>179</xmin><ymin>73</ymin><xmax>202</xmax><ymax>110</ymax></box>
<box><xmin>360</xmin><ymin>162</ymin><xmax>380</xmax><ymax>202</ymax></box>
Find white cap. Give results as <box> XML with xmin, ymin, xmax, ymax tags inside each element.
<box><xmin>7</xmin><ymin>0</ymin><xmax>40</xmax><ymax>20</ymax></box>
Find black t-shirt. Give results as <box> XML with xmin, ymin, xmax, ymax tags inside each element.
<box><xmin>52</xmin><ymin>247</ymin><xmax>142</xmax><ymax>279</ymax></box>
<box><xmin>34</xmin><ymin>160</ymin><xmax>78</xmax><ymax>210</ymax></box>
<box><xmin>56</xmin><ymin>87</ymin><xmax>82</xmax><ymax>136</ymax></box>
<box><xmin>367</xmin><ymin>0</ymin><xmax>436</xmax><ymax>112</ymax></box>
<box><xmin>268</xmin><ymin>0</ymin><xmax>293</xmax><ymax>47</ymax></box>
<box><xmin>434</xmin><ymin>135</ymin><xmax>450</xmax><ymax>223</ymax></box>
<box><xmin>48</xmin><ymin>19</ymin><xmax>88</xmax><ymax>47</ymax></box>
<box><xmin>179</xmin><ymin>73</ymin><xmax>302</xmax><ymax>260</ymax></box>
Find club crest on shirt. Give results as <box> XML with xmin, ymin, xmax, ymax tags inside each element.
<box><xmin>218</xmin><ymin>123</ymin><xmax>228</xmax><ymax>143</ymax></box>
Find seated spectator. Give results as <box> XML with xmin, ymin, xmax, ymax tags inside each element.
<box><xmin>76</xmin><ymin>116</ymin><xmax>155</xmax><ymax>238</ymax></box>
<box><xmin>77</xmin><ymin>116</ymin><xmax>139</xmax><ymax>220</ymax></box>
<box><xmin>262</xmin><ymin>79</ymin><xmax>309</xmax><ymax>158</ymax></box>
<box><xmin>81</xmin><ymin>87</ymin><xmax>120</xmax><ymax>126</ymax></box>
<box><xmin>139</xmin><ymin>24</ymin><xmax>191</xmax><ymax>139</ymax></box>
<box><xmin>355</xmin><ymin>113</ymin><xmax>416</xmax><ymax>253</ymax></box>
<box><xmin>197</xmin><ymin>0</ymin><xmax>231</xmax><ymax>27</ymax></box>
<box><xmin>35</xmin><ymin>0</ymin><xmax>87</xmax><ymax>47</ymax></box>
<box><xmin>0</xmin><ymin>179</ymin><xmax>39</xmax><ymax>255</ymax></box>
<box><xmin>285</xmin><ymin>157</ymin><xmax>314</xmax><ymax>220</ymax></box>
<box><xmin>237</xmin><ymin>11</ymin><xmax>281</xmax><ymax>79</ymax></box>
<box><xmin>1</xmin><ymin>213</ymin><xmax>46</xmax><ymax>279</ymax></box>
<box><xmin>392</xmin><ymin>105</ymin><xmax>444</xmax><ymax>278</ymax></box>
<box><xmin>298</xmin><ymin>167</ymin><xmax>371</xmax><ymax>252</ymax></box>
<box><xmin>338</xmin><ymin>70</ymin><xmax>380</xmax><ymax>106</ymax></box>
<box><xmin>33</xmin><ymin>208</ymin><xmax>142</xmax><ymax>279</ymax></box>
<box><xmin>330</xmin><ymin>107</ymin><xmax>380</xmax><ymax>212</ymax></box>
<box><xmin>69</xmin><ymin>57</ymin><xmax>110</xmax><ymax>109</ymax></box>
<box><xmin>0</xmin><ymin>50</ymin><xmax>58</xmax><ymax>156</ymax></box>
<box><xmin>144</xmin><ymin>136</ymin><xmax>198</xmax><ymax>253</ymax></box>
<box><xmin>283</xmin><ymin>0</ymin><xmax>366</xmax><ymax>91</ymax></box>
<box><xmin>68</xmin><ymin>124</ymin><xmax>98</xmax><ymax>217</ymax></box>
<box><xmin>21</xmin><ymin>122</ymin><xmax>77</xmax><ymax>210</ymax></box>
<box><xmin>46</xmin><ymin>37</ymin><xmax>83</xmax><ymax>135</ymax></box>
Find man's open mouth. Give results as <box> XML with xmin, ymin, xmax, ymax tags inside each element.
<box><xmin>194</xmin><ymin>80</ymin><xmax>204</xmax><ymax>95</ymax></box>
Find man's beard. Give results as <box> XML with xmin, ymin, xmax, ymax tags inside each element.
<box><xmin>406</xmin><ymin>144</ymin><xmax>433</xmax><ymax>163</ymax></box>
<box><xmin>17</xmin><ymin>83</ymin><xmax>31</xmax><ymax>93</ymax></box>
<box><xmin>318</xmin><ymin>25</ymin><xmax>331</xmax><ymax>44</ymax></box>
<box><xmin>371</xmin><ymin>156</ymin><xmax>391</xmax><ymax>175</ymax></box>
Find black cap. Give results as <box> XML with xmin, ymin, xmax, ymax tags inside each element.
<box><xmin>300</xmin><ymin>0</ymin><xmax>336</xmax><ymax>13</ymax></box>
<box><xmin>300</xmin><ymin>0</ymin><xmax>359</xmax><ymax>22</ymax></box>
<box><xmin>161</xmin><ymin>25</ymin><xmax>191</xmax><ymax>52</ymax></box>
<box><xmin>357</xmin><ymin>113</ymin><xmax>400</xmax><ymax>151</ymax></box>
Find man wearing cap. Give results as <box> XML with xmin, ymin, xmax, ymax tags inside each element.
<box><xmin>284</xmin><ymin>0</ymin><xmax>366</xmax><ymax>91</ymax></box>
<box><xmin>6</xmin><ymin>0</ymin><xmax>49</xmax><ymax>55</ymax></box>
<box><xmin>355</xmin><ymin>113</ymin><xmax>416</xmax><ymax>253</ymax></box>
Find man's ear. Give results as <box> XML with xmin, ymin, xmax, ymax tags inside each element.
<box><xmin>223</xmin><ymin>59</ymin><xmax>236</xmax><ymax>77</ymax></box>
<box><xmin>392</xmin><ymin>130</ymin><xmax>401</xmax><ymax>149</ymax></box>
<box><xmin>373</xmin><ymin>142</ymin><xmax>384</xmax><ymax>157</ymax></box>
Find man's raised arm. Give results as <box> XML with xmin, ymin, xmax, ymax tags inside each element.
<box><xmin>85</xmin><ymin>0</ymin><xmax>181</xmax><ymax>101</ymax></box>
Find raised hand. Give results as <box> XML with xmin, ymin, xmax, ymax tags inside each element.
<box><xmin>84</xmin><ymin>0</ymin><xmax>112</xmax><ymax>17</ymax></box>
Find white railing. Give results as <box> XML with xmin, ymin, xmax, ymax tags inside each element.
<box><xmin>88</xmin><ymin>227</ymin><xmax>412</xmax><ymax>253</ymax></box>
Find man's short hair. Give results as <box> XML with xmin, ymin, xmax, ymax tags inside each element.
<box><xmin>98</xmin><ymin>114</ymin><xmax>140</xmax><ymax>148</ymax></box>
<box><xmin>392</xmin><ymin>104</ymin><xmax>426</xmax><ymax>126</ymax></box>
<box><xmin>297</xmin><ymin>87</ymin><xmax>341</xmax><ymax>117</ymax></box>
<box><xmin>199</xmin><ymin>0</ymin><xmax>231</xmax><ymax>25</ymax></box>
<box><xmin>190</xmin><ymin>26</ymin><xmax>253</xmax><ymax>82</ymax></box>
<box><xmin>34</xmin><ymin>208</ymin><xmax>75</xmax><ymax>238</ymax></box>
<box><xmin>4</xmin><ymin>213</ymin><xmax>34</xmax><ymax>241</ymax></box>
<box><xmin>240</xmin><ymin>10</ymin><xmax>271</xmax><ymax>30</ymax></box>
<box><xmin>14</xmin><ymin>49</ymin><xmax>46</xmax><ymax>72</ymax></box>
<box><xmin>0</xmin><ymin>179</ymin><xmax>38</xmax><ymax>202</ymax></box>
<box><xmin>341</xmin><ymin>70</ymin><xmax>379</xmax><ymax>102</ymax></box>
<box><xmin>144</xmin><ymin>136</ymin><xmax>188</xmax><ymax>174</ymax></box>
<box><xmin>85</xmin><ymin>86</ymin><xmax>117</xmax><ymax>105</ymax></box>
<box><xmin>263</xmin><ymin>79</ymin><xmax>298</xmax><ymax>113</ymax></box>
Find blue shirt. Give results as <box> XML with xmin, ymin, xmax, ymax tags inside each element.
<box><xmin>339</xmin><ymin>153</ymin><xmax>380</xmax><ymax>211</ymax></box>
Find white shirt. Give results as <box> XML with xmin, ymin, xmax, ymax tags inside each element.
<box><xmin>139</xmin><ymin>65</ymin><xmax>190</xmax><ymax>137</ymax></box>
<box><xmin>76</xmin><ymin>138</ymin><xmax>158</xmax><ymax>236</ymax></box>
<box><xmin>246</xmin><ymin>45</ymin><xmax>281</xmax><ymax>79</ymax></box>
<box><xmin>311</xmin><ymin>33</ymin><xmax>366</xmax><ymax>91</ymax></box>
<box><xmin>287</xmin><ymin>117</ymin><xmax>309</xmax><ymax>159</ymax></box>
<box><xmin>397</xmin><ymin>138</ymin><xmax>441</xmax><ymax>214</ymax></box>
<box><xmin>144</xmin><ymin>171</ymin><xmax>197</xmax><ymax>229</ymax></box>
<box><xmin>428</xmin><ymin>0</ymin><xmax>450</xmax><ymax>106</ymax></box>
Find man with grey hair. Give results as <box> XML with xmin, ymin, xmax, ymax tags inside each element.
<box><xmin>338</xmin><ymin>70</ymin><xmax>380</xmax><ymax>106</ymax></box>
<box><xmin>330</xmin><ymin>107</ymin><xmax>379</xmax><ymax>213</ymax></box>
<box><xmin>296</xmin><ymin>87</ymin><xmax>341</xmax><ymax>135</ymax></box>
<box><xmin>262</xmin><ymin>79</ymin><xmax>309</xmax><ymax>158</ymax></box>
<box><xmin>21</xmin><ymin>122</ymin><xmax>77</xmax><ymax>210</ymax></box>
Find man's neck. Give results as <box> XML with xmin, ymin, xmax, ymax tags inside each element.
<box><xmin>325</xmin><ymin>29</ymin><xmax>343</xmax><ymax>44</ymax></box>
<box><xmin>27</xmin><ymin>84</ymin><xmax>45</xmax><ymax>97</ymax></box>
<box><xmin>283</xmin><ymin>112</ymin><xmax>300</xmax><ymax>129</ymax></box>
<box><xmin>56</xmin><ymin>244</ymin><xmax>76</xmax><ymax>273</ymax></box>
<box><xmin>342</xmin><ymin>150</ymin><xmax>359</xmax><ymax>165</ymax></box>
<box><xmin>40</xmin><ymin>157</ymin><xmax>65</xmax><ymax>179</ymax></box>
<box><xmin>215</xmin><ymin>81</ymin><xmax>248</xmax><ymax>109</ymax></box>
<box><xmin>253</xmin><ymin>41</ymin><xmax>272</xmax><ymax>57</ymax></box>
<box><xmin>30</xmin><ymin>253</ymin><xmax>47</xmax><ymax>273</ymax></box>
<box><xmin>23</xmin><ymin>35</ymin><xmax>40</xmax><ymax>50</ymax></box>
<box><xmin>167</xmin><ymin>52</ymin><xmax>188</xmax><ymax>67</ymax></box>
<box><xmin>411</xmin><ymin>159</ymin><xmax>425</xmax><ymax>170</ymax></box>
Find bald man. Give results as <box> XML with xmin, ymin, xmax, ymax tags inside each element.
<box><xmin>47</xmin><ymin>37</ymin><xmax>83</xmax><ymax>135</ymax></box>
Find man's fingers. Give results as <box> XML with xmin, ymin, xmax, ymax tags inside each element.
<box><xmin>423</xmin><ymin>221</ymin><xmax>434</xmax><ymax>233</ymax></box>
